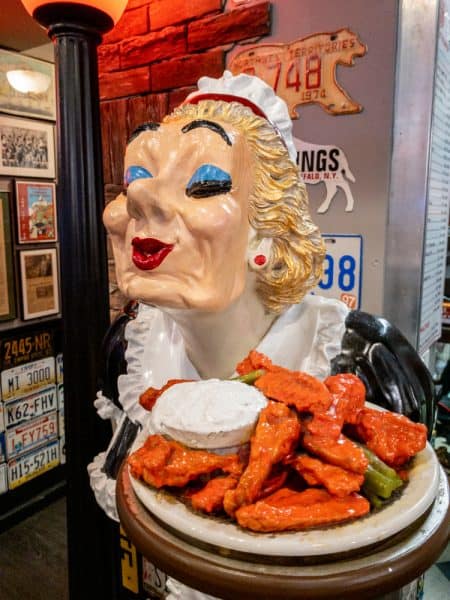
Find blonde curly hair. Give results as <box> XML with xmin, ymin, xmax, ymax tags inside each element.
<box><xmin>164</xmin><ymin>100</ymin><xmax>325</xmax><ymax>314</ymax></box>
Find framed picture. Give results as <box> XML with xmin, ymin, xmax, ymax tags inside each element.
<box><xmin>19</xmin><ymin>248</ymin><xmax>60</xmax><ymax>320</ymax></box>
<box><xmin>15</xmin><ymin>180</ymin><xmax>57</xmax><ymax>243</ymax></box>
<box><xmin>0</xmin><ymin>48</ymin><xmax>56</xmax><ymax>121</ymax></box>
<box><xmin>0</xmin><ymin>190</ymin><xmax>16</xmax><ymax>321</ymax></box>
<box><xmin>0</xmin><ymin>115</ymin><xmax>55</xmax><ymax>178</ymax></box>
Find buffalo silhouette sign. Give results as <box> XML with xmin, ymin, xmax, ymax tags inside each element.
<box><xmin>229</xmin><ymin>28</ymin><xmax>367</xmax><ymax>117</ymax></box>
<box><xmin>294</xmin><ymin>137</ymin><xmax>356</xmax><ymax>214</ymax></box>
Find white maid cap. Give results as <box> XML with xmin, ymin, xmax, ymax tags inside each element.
<box><xmin>183</xmin><ymin>70</ymin><xmax>297</xmax><ymax>162</ymax></box>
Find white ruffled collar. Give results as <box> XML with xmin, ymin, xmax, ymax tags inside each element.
<box><xmin>119</xmin><ymin>295</ymin><xmax>349</xmax><ymax>425</ymax></box>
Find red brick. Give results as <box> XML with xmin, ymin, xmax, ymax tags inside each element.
<box><xmin>150</xmin><ymin>0</ymin><xmax>221</xmax><ymax>30</ymax></box>
<box><xmin>101</xmin><ymin>99</ymin><xmax>128</xmax><ymax>185</ymax></box>
<box><xmin>151</xmin><ymin>49</ymin><xmax>224</xmax><ymax>92</ymax></box>
<box><xmin>98</xmin><ymin>43</ymin><xmax>121</xmax><ymax>74</ymax></box>
<box><xmin>103</xmin><ymin>6</ymin><xmax>148</xmax><ymax>44</ymax></box>
<box><xmin>126</xmin><ymin>93</ymin><xmax>169</xmax><ymax>130</ymax></box>
<box><xmin>188</xmin><ymin>2</ymin><xmax>271</xmax><ymax>52</ymax></box>
<box><xmin>99</xmin><ymin>66</ymin><xmax>150</xmax><ymax>101</ymax></box>
<box><xmin>120</xmin><ymin>25</ymin><xmax>186</xmax><ymax>70</ymax></box>
<box><xmin>168</xmin><ymin>85</ymin><xmax>197</xmax><ymax>113</ymax></box>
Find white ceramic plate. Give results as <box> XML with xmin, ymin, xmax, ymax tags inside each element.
<box><xmin>128</xmin><ymin>429</ymin><xmax>440</xmax><ymax>557</ymax></box>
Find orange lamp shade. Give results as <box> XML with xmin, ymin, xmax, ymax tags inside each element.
<box><xmin>21</xmin><ymin>0</ymin><xmax>128</xmax><ymax>25</ymax></box>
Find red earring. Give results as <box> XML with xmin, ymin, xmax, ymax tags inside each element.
<box><xmin>254</xmin><ymin>254</ymin><xmax>267</xmax><ymax>266</ymax></box>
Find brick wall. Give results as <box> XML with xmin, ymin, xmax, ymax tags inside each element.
<box><xmin>98</xmin><ymin>0</ymin><xmax>272</xmax><ymax>318</ymax></box>
<box><xmin>98</xmin><ymin>0</ymin><xmax>271</xmax><ymax>186</ymax></box>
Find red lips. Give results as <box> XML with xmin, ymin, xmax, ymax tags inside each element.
<box><xmin>131</xmin><ymin>237</ymin><xmax>174</xmax><ymax>270</ymax></box>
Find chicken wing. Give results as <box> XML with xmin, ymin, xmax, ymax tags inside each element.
<box><xmin>223</xmin><ymin>401</ymin><xmax>301</xmax><ymax>516</ymax></box>
<box><xmin>128</xmin><ymin>434</ymin><xmax>242</xmax><ymax>488</ymax></box>
<box><xmin>355</xmin><ymin>408</ymin><xmax>427</xmax><ymax>467</ymax></box>
<box><xmin>235</xmin><ymin>487</ymin><xmax>370</xmax><ymax>532</ymax></box>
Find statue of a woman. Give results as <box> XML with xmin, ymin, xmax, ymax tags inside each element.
<box><xmin>88</xmin><ymin>71</ymin><xmax>434</xmax><ymax>599</ymax></box>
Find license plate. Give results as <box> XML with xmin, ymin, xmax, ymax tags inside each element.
<box><xmin>57</xmin><ymin>383</ymin><xmax>64</xmax><ymax>409</ymax></box>
<box><xmin>6</xmin><ymin>412</ymin><xmax>58</xmax><ymax>459</ymax></box>
<box><xmin>1</xmin><ymin>357</ymin><xmax>55</xmax><ymax>402</ymax></box>
<box><xmin>0</xmin><ymin>463</ymin><xmax>7</xmax><ymax>494</ymax></box>
<box><xmin>314</xmin><ymin>234</ymin><xmax>363</xmax><ymax>310</ymax></box>
<box><xmin>58</xmin><ymin>409</ymin><xmax>64</xmax><ymax>437</ymax></box>
<box><xmin>142</xmin><ymin>557</ymin><xmax>167</xmax><ymax>595</ymax></box>
<box><xmin>59</xmin><ymin>436</ymin><xmax>66</xmax><ymax>465</ymax></box>
<box><xmin>0</xmin><ymin>432</ymin><xmax>5</xmax><ymax>462</ymax></box>
<box><xmin>4</xmin><ymin>386</ymin><xmax>57</xmax><ymax>428</ymax></box>
<box><xmin>8</xmin><ymin>441</ymin><xmax>59</xmax><ymax>489</ymax></box>
<box><xmin>56</xmin><ymin>353</ymin><xmax>63</xmax><ymax>384</ymax></box>
<box><xmin>0</xmin><ymin>403</ymin><xmax>4</xmax><ymax>432</ymax></box>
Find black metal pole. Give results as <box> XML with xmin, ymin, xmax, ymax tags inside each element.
<box><xmin>47</xmin><ymin>22</ymin><xmax>116</xmax><ymax>600</ymax></box>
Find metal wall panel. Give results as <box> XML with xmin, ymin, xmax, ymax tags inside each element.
<box><xmin>384</xmin><ymin>0</ymin><xmax>439</xmax><ymax>346</ymax></box>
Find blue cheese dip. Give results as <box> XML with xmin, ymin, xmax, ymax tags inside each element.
<box><xmin>150</xmin><ymin>379</ymin><xmax>268</xmax><ymax>450</ymax></box>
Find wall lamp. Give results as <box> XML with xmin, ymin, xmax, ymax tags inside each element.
<box><xmin>20</xmin><ymin>1</ymin><xmax>127</xmax><ymax>599</ymax></box>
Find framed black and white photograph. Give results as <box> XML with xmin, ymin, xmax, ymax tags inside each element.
<box><xmin>19</xmin><ymin>247</ymin><xmax>59</xmax><ymax>320</ymax></box>
<box><xmin>0</xmin><ymin>48</ymin><xmax>56</xmax><ymax>121</ymax></box>
<box><xmin>0</xmin><ymin>115</ymin><xmax>55</xmax><ymax>178</ymax></box>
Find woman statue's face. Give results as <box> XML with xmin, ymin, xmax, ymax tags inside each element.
<box><xmin>103</xmin><ymin>118</ymin><xmax>254</xmax><ymax>311</ymax></box>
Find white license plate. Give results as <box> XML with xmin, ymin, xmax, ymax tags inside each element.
<box><xmin>1</xmin><ymin>357</ymin><xmax>55</xmax><ymax>402</ymax></box>
<box><xmin>314</xmin><ymin>234</ymin><xmax>363</xmax><ymax>310</ymax></box>
<box><xmin>59</xmin><ymin>436</ymin><xmax>66</xmax><ymax>465</ymax></box>
<box><xmin>57</xmin><ymin>383</ymin><xmax>64</xmax><ymax>409</ymax></box>
<box><xmin>142</xmin><ymin>557</ymin><xmax>167</xmax><ymax>595</ymax></box>
<box><xmin>58</xmin><ymin>409</ymin><xmax>64</xmax><ymax>437</ymax></box>
<box><xmin>4</xmin><ymin>386</ymin><xmax>57</xmax><ymax>428</ymax></box>
<box><xmin>56</xmin><ymin>353</ymin><xmax>63</xmax><ymax>384</ymax></box>
<box><xmin>6</xmin><ymin>412</ymin><xmax>58</xmax><ymax>459</ymax></box>
<box><xmin>8</xmin><ymin>441</ymin><xmax>59</xmax><ymax>489</ymax></box>
<box><xmin>0</xmin><ymin>463</ymin><xmax>7</xmax><ymax>494</ymax></box>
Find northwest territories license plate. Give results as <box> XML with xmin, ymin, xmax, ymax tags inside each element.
<box><xmin>8</xmin><ymin>440</ymin><xmax>59</xmax><ymax>489</ymax></box>
<box><xmin>1</xmin><ymin>357</ymin><xmax>55</xmax><ymax>402</ymax></box>
<box><xmin>6</xmin><ymin>412</ymin><xmax>58</xmax><ymax>459</ymax></box>
<box><xmin>4</xmin><ymin>386</ymin><xmax>57</xmax><ymax>428</ymax></box>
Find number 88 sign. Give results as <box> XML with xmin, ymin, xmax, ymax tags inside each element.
<box><xmin>314</xmin><ymin>235</ymin><xmax>363</xmax><ymax>310</ymax></box>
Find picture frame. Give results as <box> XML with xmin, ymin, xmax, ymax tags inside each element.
<box><xmin>0</xmin><ymin>115</ymin><xmax>55</xmax><ymax>178</ymax></box>
<box><xmin>15</xmin><ymin>180</ymin><xmax>57</xmax><ymax>243</ymax></box>
<box><xmin>19</xmin><ymin>248</ymin><xmax>60</xmax><ymax>320</ymax></box>
<box><xmin>0</xmin><ymin>48</ymin><xmax>56</xmax><ymax>121</ymax></box>
<box><xmin>0</xmin><ymin>189</ymin><xmax>16</xmax><ymax>321</ymax></box>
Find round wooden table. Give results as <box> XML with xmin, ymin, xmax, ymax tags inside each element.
<box><xmin>117</xmin><ymin>463</ymin><xmax>450</xmax><ymax>600</ymax></box>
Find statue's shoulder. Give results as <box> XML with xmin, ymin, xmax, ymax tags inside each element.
<box><xmin>331</xmin><ymin>310</ymin><xmax>435</xmax><ymax>432</ymax></box>
<box><xmin>99</xmin><ymin>300</ymin><xmax>139</xmax><ymax>405</ymax></box>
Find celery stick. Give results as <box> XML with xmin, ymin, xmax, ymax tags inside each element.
<box><xmin>360</xmin><ymin>445</ymin><xmax>401</xmax><ymax>481</ymax></box>
<box><xmin>363</xmin><ymin>464</ymin><xmax>403</xmax><ymax>499</ymax></box>
<box><xmin>231</xmin><ymin>369</ymin><xmax>266</xmax><ymax>385</ymax></box>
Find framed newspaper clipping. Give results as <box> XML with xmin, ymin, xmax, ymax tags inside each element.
<box><xmin>19</xmin><ymin>248</ymin><xmax>59</xmax><ymax>320</ymax></box>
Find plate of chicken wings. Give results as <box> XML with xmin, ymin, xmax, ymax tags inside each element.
<box><xmin>127</xmin><ymin>351</ymin><xmax>440</xmax><ymax>557</ymax></box>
